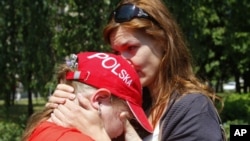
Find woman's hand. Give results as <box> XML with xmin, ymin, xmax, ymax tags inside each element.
<box><xmin>119</xmin><ymin>112</ymin><xmax>142</xmax><ymax>141</ymax></box>
<box><xmin>45</xmin><ymin>84</ymin><xmax>76</xmax><ymax>108</ymax></box>
<box><xmin>123</xmin><ymin>120</ymin><xmax>142</xmax><ymax>141</ymax></box>
<box><xmin>51</xmin><ymin>93</ymin><xmax>111</xmax><ymax>141</ymax></box>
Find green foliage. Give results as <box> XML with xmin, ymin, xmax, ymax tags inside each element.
<box><xmin>0</xmin><ymin>0</ymin><xmax>249</xmax><ymax>139</ymax></box>
<box><xmin>221</xmin><ymin>93</ymin><xmax>250</xmax><ymax>123</ymax></box>
<box><xmin>0</xmin><ymin>122</ymin><xmax>22</xmax><ymax>141</ymax></box>
<box><xmin>0</xmin><ymin>98</ymin><xmax>46</xmax><ymax>141</ymax></box>
<box><xmin>0</xmin><ymin>115</ymin><xmax>27</xmax><ymax>141</ymax></box>
<box><xmin>165</xmin><ymin>0</ymin><xmax>250</xmax><ymax>90</ymax></box>
<box><xmin>219</xmin><ymin>93</ymin><xmax>250</xmax><ymax>140</ymax></box>
<box><xmin>51</xmin><ymin>0</ymin><xmax>114</xmax><ymax>56</ymax></box>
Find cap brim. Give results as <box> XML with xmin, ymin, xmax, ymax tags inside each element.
<box><xmin>126</xmin><ymin>101</ymin><xmax>153</xmax><ymax>133</ymax></box>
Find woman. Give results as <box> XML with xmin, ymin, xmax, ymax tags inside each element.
<box><xmin>47</xmin><ymin>0</ymin><xmax>225</xmax><ymax>140</ymax></box>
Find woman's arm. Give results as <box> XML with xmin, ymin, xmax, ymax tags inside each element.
<box><xmin>160</xmin><ymin>94</ymin><xmax>223</xmax><ymax>141</ymax></box>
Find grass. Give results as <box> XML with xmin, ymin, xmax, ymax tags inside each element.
<box><xmin>0</xmin><ymin>98</ymin><xmax>47</xmax><ymax>122</ymax></box>
<box><xmin>0</xmin><ymin>98</ymin><xmax>47</xmax><ymax>141</ymax></box>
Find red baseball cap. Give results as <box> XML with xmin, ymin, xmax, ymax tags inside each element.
<box><xmin>65</xmin><ymin>52</ymin><xmax>153</xmax><ymax>133</ymax></box>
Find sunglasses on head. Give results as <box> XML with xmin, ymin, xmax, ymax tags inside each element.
<box><xmin>111</xmin><ymin>3</ymin><xmax>160</xmax><ymax>26</ymax></box>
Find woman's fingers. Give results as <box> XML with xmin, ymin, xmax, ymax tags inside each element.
<box><xmin>45</xmin><ymin>95</ymin><xmax>66</xmax><ymax>108</ymax></box>
<box><xmin>51</xmin><ymin>112</ymin><xmax>65</xmax><ymax>127</ymax></box>
<box><xmin>51</xmin><ymin>100</ymin><xmax>76</xmax><ymax>127</ymax></box>
<box><xmin>77</xmin><ymin>93</ymin><xmax>93</xmax><ymax>110</ymax></box>
<box><xmin>45</xmin><ymin>102</ymin><xmax>58</xmax><ymax>108</ymax></box>
<box><xmin>63</xmin><ymin>98</ymin><xmax>83</xmax><ymax>112</ymax></box>
<box><xmin>45</xmin><ymin>84</ymin><xmax>76</xmax><ymax>108</ymax></box>
<box><xmin>53</xmin><ymin>84</ymin><xmax>76</xmax><ymax>99</ymax></box>
<box><xmin>56</xmin><ymin>84</ymin><xmax>74</xmax><ymax>93</ymax></box>
<box><xmin>124</xmin><ymin>120</ymin><xmax>142</xmax><ymax>141</ymax></box>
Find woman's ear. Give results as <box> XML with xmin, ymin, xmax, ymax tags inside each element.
<box><xmin>91</xmin><ymin>88</ymin><xmax>111</xmax><ymax>109</ymax></box>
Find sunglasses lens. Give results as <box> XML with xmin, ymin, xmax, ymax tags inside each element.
<box><xmin>111</xmin><ymin>3</ymin><xmax>161</xmax><ymax>29</ymax></box>
<box><xmin>114</xmin><ymin>4</ymin><xmax>137</xmax><ymax>22</ymax></box>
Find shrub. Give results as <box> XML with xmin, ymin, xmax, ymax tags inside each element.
<box><xmin>0</xmin><ymin>122</ymin><xmax>22</xmax><ymax>141</ymax></box>
<box><xmin>220</xmin><ymin>93</ymin><xmax>250</xmax><ymax>123</ymax></box>
<box><xmin>219</xmin><ymin>93</ymin><xmax>250</xmax><ymax>141</ymax></box>
<box><xmin>0</xmin><ymin>114</ymin><xmax>27</xmax><ymax>141</ymax></box>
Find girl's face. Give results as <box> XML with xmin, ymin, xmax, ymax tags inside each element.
<box><xmin>100</xmin><ymin>100</ymin><xmax>129</xmax><ymax>139</ymax></box>
<box><xmin>110</xmin><ymin>27</ymin><xmax>163</xmax><ymax>88</ymax></box>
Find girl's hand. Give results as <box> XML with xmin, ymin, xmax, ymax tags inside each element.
<box><xmin>45</xmin><ymin>84</ymin><xmax>76</xmax><ymax>108</ymax></box>
<box><xmin>51</xmin><ymin>93</ymin><xmax>111</xmax><ymax>141</ymax></box>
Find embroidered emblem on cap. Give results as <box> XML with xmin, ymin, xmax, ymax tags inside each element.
<box><xmin>68</xmin><ymin>54</ymin><xmax>78</xmax><ymax>69</ymax></box>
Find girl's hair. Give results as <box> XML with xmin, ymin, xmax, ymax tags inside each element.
<box><xmin>104</xmin><ymin>0</ymin><xmax>222</xmax><ymax>127</ymax></box>
<box><xmin>21</xmin><ymin>64</ymin><xmax>94</xmax><ymax>141</ymax></box>
<box><xmin>21</xmin><ymin>64</ymin><xmax>130</xmax><ymax>141</ymax></box>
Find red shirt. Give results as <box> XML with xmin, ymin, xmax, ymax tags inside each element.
<box><xmin>28</xmin><ymin>121</ymin><xmax>94</xmax><ymax>141</ymax></box>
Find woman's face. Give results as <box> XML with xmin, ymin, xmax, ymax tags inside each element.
<box><xmin>110</xmin><ymin>27</ymin><xmax>163</xmax><ymax>87</ymax></box>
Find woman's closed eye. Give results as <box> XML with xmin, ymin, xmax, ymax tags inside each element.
<box><xmin>112</xmin><ymin>45</ymin><xmax>138</xmax><ymax>55</ymax></box>
<box><xmin>125</xmin><ymin>46</ymin><xmax>139</xmax><ymax>55</ymax></box>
